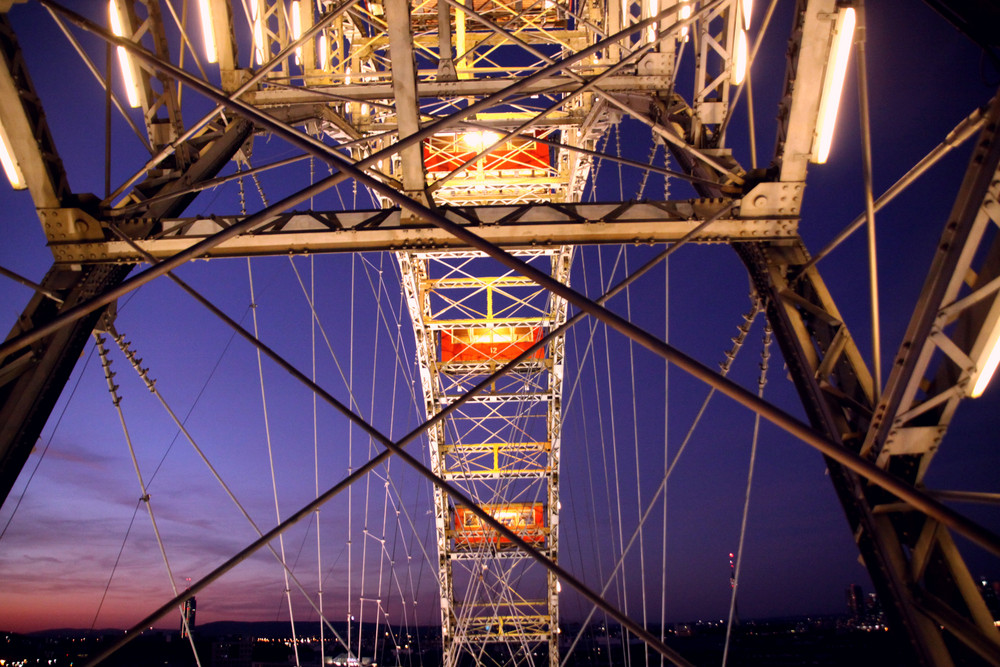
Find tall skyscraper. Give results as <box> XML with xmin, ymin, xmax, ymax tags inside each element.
<box><xmin>181</xmin><ymin>596</ymin><xmax>196</xmax><ymax>638</ymax></box>
<box><xmin>979</xmin><ymin>576</ymin><xmax>1000</xmax><ymax>621</ymax></box>
<box><xmin>846</xmin><ymin>584</ymin><xmax>864</xmax><ymax>622</ymax></box>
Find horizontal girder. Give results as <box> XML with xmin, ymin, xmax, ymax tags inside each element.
<box><xmin>244</xmin><ymin>75</ymin><xmax>679</xmax><ymax>106</ymax></box>
<box><xmin>54</xmin><ymin>200</ymin><xmax>795</xmax><ymax>263</ymax></box>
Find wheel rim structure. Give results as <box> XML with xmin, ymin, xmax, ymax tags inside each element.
<box><xmin>0</xmin><ymin>1</ymin><xmax>998</xmax><ymax>666</ymax></box>
<box><xmin>398</xmin><ymin>246</ymin><xmax>572</xmax><ymax>666</ymax></box>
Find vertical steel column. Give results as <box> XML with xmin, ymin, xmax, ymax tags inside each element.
<box><xmin>398</xmin><ymin>249</ymin><xmax>570</xmax><ymax>667</ymax></box>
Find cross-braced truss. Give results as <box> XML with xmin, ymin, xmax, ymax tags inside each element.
<box><xmin>399</xmin><ymin>247</ymin><xmax>571</xmax><ymax>666</ymax></box>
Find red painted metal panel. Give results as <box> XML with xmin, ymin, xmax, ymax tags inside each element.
<box><xmin>454</xmin><ymin>503</ymin><xmax>545</xmax><ymax>546</ymax></box>
<box><xmin>440</xmin><ymin>326</ymin><xmax>544</xmax><ymax>363</ymax></box>
<box><xmin>423</xmin><ymin>134</ymin><xmax>550</xmax><ymax>173</ymax></box>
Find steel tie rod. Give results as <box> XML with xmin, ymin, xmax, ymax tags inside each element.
<box><xmin>81</xmin><ymin>225</ymin><xmax>708</xmax><ymax>667</ymax></box>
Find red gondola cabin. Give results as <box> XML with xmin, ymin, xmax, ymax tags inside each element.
<box><xmin>440</xmin><ymin>326</ymin><xmax>545</xmax><ymax>364</ymax></box>
<box><xmin>453</xmin><ymin>503</ymin><xmax>546</xmax><ymax>547</ymax></box>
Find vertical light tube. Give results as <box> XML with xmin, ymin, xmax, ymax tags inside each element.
<box><xmin>109</xmin><ymin>0</ymin><xmax>140</xmax><ymax>108</ymax></box>
<box><xmin>291</xmin><ymin>0</ymin><xmax>303</xmax><ymax>65</ymax></box>
<box><xmin>731</xmin><ymin>28</ymin><xmax>747</xmax><ymax>85</ymax></box>
<box><xmin>198</xmin><ymin>0</ymin><xmax>218</xmax><ymax>63</ymax></box>
<box><xmin>679</xmin><ymin>0</ymin><xmax>691</xmax><ymax>41</ymax></box>
<box><xmin>647</xmin><ymin>0</ymin><xmax>659</xmax><ymax>43</ymax></box>
<box><xmin>971</xmin><ymin>338</ymin><xmax>1000</xmax><ymax>398</ymax></box>
<box><xmin>318</xmin><ymin>31</ymin><xmax>329</xmax><ymax>71</ymax></box>
<box><xmin>251</xmin><ymin>0</ymin><xmax>265</xmax><ymax>66</ymax></box>
<box><xmin>970</xmin><ymin>303</ymin><xmax>1000</xmax><ymax>398</ymax></box>
<box><xmin>0</xmin><ymin>129</ymin><xmax>25</xmax><ymax>190</ymax></box>
<box><xmin>813</xmin><ymin>7</ymin><xmax>856</xmax><ymax>164</ymax></box>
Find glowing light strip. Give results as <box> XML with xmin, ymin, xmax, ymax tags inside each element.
<box><xmin>318</xmin><ymin>32</ymin><xmax>328</xmax><ymax>71</ymax></box>
<box><xmin>731</xmin><ymin>28</ymin><xmax>747</xmax><ymax>85</ymax></box>
<box><xmin>109</xmin><ymin>0</ymin><xmax>140</xmax><ymax>108</ymax></box>
<box><xmin>813</xmin><ymin>7</ymin><xmax>856</xmax><ymax>164</ymax></box>
<box><xmin>251</xmin><ymin>0</ymin><xmax>265</xmax><ymax>67</ymax></box>
<box><xmin>0</xmin><ymin>129</ymin><xmax>25</xmax><ymax>190</ymax></box>
<box><xmin>291</xmin><ymin>0</ymin><xmax>303</xmax><ymax>65</ymax></box>
<box><xmin>971</xmin><ymin>313</ymin><xmax>1000</xmax><ymax>397</ymax></box>
<box><xmin>198</xmin><ymin>0</ymin><xmax>218</xmax><ymax>64</ymax></box>
<box><xmin>679</xmin><ymin>0</ymin><xmax>691</xmax><ymax>40</ymax></box>
<box><xmin>462</xmin><ymin>131</ymin><xmax>501</xmax><ymax>152</ymax></box>
<box><xmin>647</xmin><ymin>0</ymin><xmax>659</xmax><ymax>43</ymax></box>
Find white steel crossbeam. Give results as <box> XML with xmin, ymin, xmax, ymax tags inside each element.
<box><xmin>50</xmin><ymin>200</ymin><xmax>795</xmax><ymax>264</ymax></box>
<box><xmin>772</xmin><ymin>0</ymin><xmax>840</xmax><ymax>180</ymax></box>
<box><xmin>0</xmin><ymin>16</ymin><xmax>69</xmax><ymax>209</ymax></box>
<box><xmin>386</xmin><ymin>0</ymin><xmax>430</xmax><ymax>201</ymax></box>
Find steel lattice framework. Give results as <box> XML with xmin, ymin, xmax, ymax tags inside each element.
<box><xmin>0</xmin><ymin>0</ymin><xmax>998</xmax><ymax>666</ymax></box>
<box><xmin>399</xmin><ymin>248</ymin><xmax>571</xmax><ymax>665</ymax></box>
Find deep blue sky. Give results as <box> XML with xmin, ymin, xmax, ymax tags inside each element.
<box><xmin>0</xmin><ymin>0</ymin><xmax>998</xmax><ymax>642</ymax></box>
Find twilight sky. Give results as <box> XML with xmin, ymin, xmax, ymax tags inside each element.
<box><xmin>0</xmin><ymin>0</ymin><xmax>998</xmax><ymax>643</ymax></box>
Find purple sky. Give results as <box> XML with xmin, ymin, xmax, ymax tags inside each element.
<box><xmin>0</xmin><ymin>0</ymin><xmax>998</xmax><ymax>641</ymax></box>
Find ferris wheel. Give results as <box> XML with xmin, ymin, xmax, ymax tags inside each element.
<box><xmin>0</xmin><ymin>1</ymin><xmax>998</xmax><ymax>666</ymax></box>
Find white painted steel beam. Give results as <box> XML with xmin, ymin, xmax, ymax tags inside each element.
<box><xmin>54</xmin><ymin>200</ymin><xmax>796</xmax><ymax>263</ymax></box>
<box><xmin>243</xmin><ymin>75</ymin><xmax>678</xmax><ymax>106</ymax></box>
<box><xmin>0</xmin><ymin>15</ymin><xmax>67</xmax><ymax>209</ymax></box>
<box><xmin>773</xmin><ymin>0</ymin><xmax>839</xmax><ymax>181</ymax></box>
<box><xmin>385</xmin><ymin>0</ymin><xmax>430</xmax><ymax>202</ymax></box>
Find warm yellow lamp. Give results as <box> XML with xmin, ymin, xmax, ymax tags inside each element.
<box><xmin>291</xmin><ymin>0</ymin><xmax>302</xmax><ymax>65</ymax></box>
<box><xmin>0</xmin><ymin>127</ymin><xmax>25</xmax><ymax>190</ymax></box>
<box><xmin>251</xmin><ymin>0</ymin><xmax>266</xmax><ymax>66</ymax></box>
<box><xmin>731</xmin><ymin>28</ymin><xmax>747</xmax><ymax>85</ymax></box>
<box><xmin>109</xmin><ymin>0</ymin><xmax>140</xmax><ymax>108</ymax></box>
<box><xmin>812</xmin><ymin>7</ymin><xmax>856</xmax><ymax>164</ymax></box>
<box><xmin>197</xmin><ymin>0</ymin><xmax>218</xmax><ymax>63</ymax></box>
<box><xmin>969</xmin><ymin>301</ymin><xmax>1000</xmax><ymax>398</ymax></box>
<box><xmin>462</xmin><ymin>131</ymin><xmax>500</xmax><ymax>152</ymax></box>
